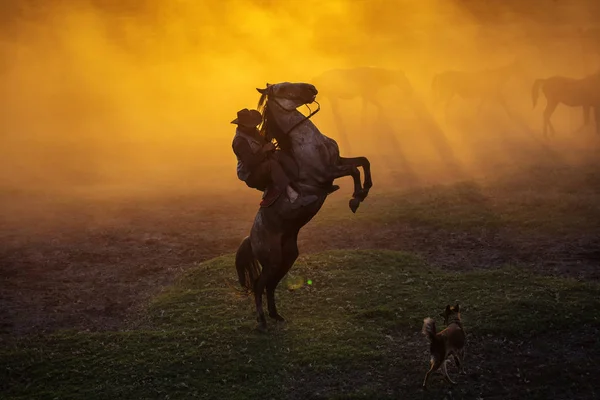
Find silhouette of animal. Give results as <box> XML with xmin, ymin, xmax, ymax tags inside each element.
<box><xmin>532</xmin><ymin>71</ymin><xmax>600</xmax><ymax>138</ymax></box>
<box><xmin>236</xmin><ymin>81</ymin><xmax>372</xmax><ymax>332</ymax></box>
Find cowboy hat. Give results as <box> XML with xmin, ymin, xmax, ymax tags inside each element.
<box><xmin>231</xmin><ymin>108</ymin><xmax>262</xmax><ymax>128</ymax></box>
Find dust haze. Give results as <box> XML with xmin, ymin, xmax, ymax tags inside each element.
<box><xmin>2</xmin><ymin>0</ymin><xmax>600</xmax><ymax>205</ymax></box>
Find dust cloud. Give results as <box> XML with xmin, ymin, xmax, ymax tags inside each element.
<box><xmin>1</xmin><ymin>0</ymin><xmax>600</xmax><ymax>204</ymax></box>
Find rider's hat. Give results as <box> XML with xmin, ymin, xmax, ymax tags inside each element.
<box><xmin>231</xmin><ymin>108</ymin><xmax>262</xmax><ymax>128</ymax></box>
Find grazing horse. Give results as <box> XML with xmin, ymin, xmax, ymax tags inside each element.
<box><xmin>311</xmin><ymin>67</ymin><xmax>414</xmax><ymax>151</ymax></box>
<box><xmin>431</xmin><ymin>60</ymin><xmax>523</xmax><ymax>121</ymax></box>
<box><xmin>531</xmin><ymin>72</ymin><xmax>600</xmax><ymax>138</ymax></box>
<box><xmin>235</xmin><ymin>82</ymin><xmax>373</xmax><ymax>332</ymax></box>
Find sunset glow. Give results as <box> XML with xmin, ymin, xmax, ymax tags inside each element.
<box><xmin>2</xmin><ymin>0</ymin><xmax>599</xmax><ymax>194</ymax></box>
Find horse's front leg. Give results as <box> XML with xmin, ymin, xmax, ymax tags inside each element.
<box><xmin>331</xmin><ymin>164</ymin><xmax>363</xmax><ymax>213</ymax></box>
<box><xmin>339</xmin><ymin>156</ymin><xmax>372</xmax><ymax>195</ymax></box>
<box><xmin>543</xmin><ymin>100</ymin><xmax>558</xmax><ymax>138</ymax></box>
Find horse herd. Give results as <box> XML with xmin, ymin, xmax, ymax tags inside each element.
<box><xmin>234</xmin><ymin>60</ymin><xmax>600</xmax><ymax>333</ymax></box>
<box><xmin>311</xmin><ymin>62</ymin><xmax>600</xmax><ymax>142</ymax></box>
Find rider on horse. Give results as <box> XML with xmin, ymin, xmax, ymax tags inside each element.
<box><xmin>231</xmin><ymin>108</ymin><xmax>318</xmax><ymax>208</ymax></box>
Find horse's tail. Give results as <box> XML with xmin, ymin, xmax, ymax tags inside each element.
<box><xmin>532</xmin><ymin>79</ymin><xmax>546</xmax><ymax>108</ymax></box>
<box><xmin>235</xmin><ymin>236</ymin><xmax>261</xmax><ymax>292</ymax></box>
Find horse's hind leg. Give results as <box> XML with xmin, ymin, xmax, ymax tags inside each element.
<box><xmin>254</xmin><ymin>234</ymin><xmax>283</xmax><ymax>332</ymax></box>
<box><xmin>266</xmin><ymin>233</ymin><xmax>299</xmax><ymax>322</ymax></box>
<box><xmin>253</xmin><ymin>272</ymin><xmax>270</xmax><ymax>332</ymax></box>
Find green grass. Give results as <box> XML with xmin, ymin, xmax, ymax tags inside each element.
<box><xmin>2</xmin><ymin>250</ymin><xmax>599</xmax><ymax>399</ymax></box>
<box><xmin>316</xmin><ymin>178</ymin><xmax>600</xmax><ymax>234</ymax></box>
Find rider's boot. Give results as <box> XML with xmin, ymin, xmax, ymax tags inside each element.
<box><xmin>287</xmin><ymin>185</ymin><xmax>318</xmax><ymax>209</ymax></box>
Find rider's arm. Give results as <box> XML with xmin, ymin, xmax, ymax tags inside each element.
<box><xmin>233</xmin><ymin>137</ymin><xmax>268</xmax><ymax>170</ymax></box>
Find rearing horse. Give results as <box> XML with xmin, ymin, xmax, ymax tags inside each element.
<box><xmin>235</xmin><ymin>82</ymin><xmax>372</xmax><ymax>332</ymax></box>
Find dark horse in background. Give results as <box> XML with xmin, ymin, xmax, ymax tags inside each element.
<box><xmin>235</xmin><ymin>82</ymin><xmax>373</xmax><ymax>332</ymax></box>
<box><xmin>532</xmin><ymin>71</ymin><xmax>600</xmax><ymax>138</ymax></box>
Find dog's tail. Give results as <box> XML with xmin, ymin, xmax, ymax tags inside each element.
<box><xmin>422</xmin><ymin>317</ymin><xmax>437</xmax><ymax>342</ymax></box>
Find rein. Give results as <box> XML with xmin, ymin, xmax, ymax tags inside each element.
<box><xmin>270</xmin><ymin>95</ymin><xmax>321</xmax><ymax>136</ymax></box>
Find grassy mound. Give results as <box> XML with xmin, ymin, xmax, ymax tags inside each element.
<box><xmin>2</xmin><ymin>250</ymin><xmax>599</xmax><ymax>399</ymax></box>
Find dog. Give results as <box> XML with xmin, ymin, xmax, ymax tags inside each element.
<box><xmin>422</xmin><ymin>303</ymin><xmax>466</xmax><ymax>388</ymax></box>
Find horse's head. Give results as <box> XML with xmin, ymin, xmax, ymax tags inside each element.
<box><xmin>256</xmin><ymin>82</ymin><xmax>318</xmax><ymax>111</ymax></box>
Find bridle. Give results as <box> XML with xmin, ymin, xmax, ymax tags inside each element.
<box><xmin>267</xmin><ymin>88</ymin><xmax>321</xmax><ymax>136</ymax></box>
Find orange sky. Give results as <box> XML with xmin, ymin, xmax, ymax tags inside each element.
<box><xmin>1</xmin><ymin>0</ymin><xmax>599</xmax><ymax>194</ymax></box>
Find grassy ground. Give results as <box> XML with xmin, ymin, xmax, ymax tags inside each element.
<box><xmin>2</xmin><ymin>250</ymin><xmax>599</xmax><ymax>399</ymax></box>
<box><xmin>1</xmin><ymin>162</ymin><xmax>600</xmax><ymax>336</ymax></box>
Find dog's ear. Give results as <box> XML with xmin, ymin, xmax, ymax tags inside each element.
<box><xmin>256</xmin><ymin>88</ymin><xmax>268</xmax><ymax>94</ymax></box>
<box><xmin>454</xmin><ymin>303</ymin><xmax>460</xmax><ymax>312</ymax></box>
<box><xmin>445</xmin><ymin>305</ymin><xmax>451</xmax><ymax>313</ymax></box>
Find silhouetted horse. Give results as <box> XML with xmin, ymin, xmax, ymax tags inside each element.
<box><xmin>431</xmin><ymin>60</ymin><xmax>524</xmax><ymax>121</ymax></box>
<box><xmin>311</xmin><ymin>67</ymin><xmax>414</xmax><ymax>151</ymax></box>
<box><xmin>532</xmin><ymin>71</ymin><xmax>600</xmax><ymax>138</ymax></box>
<box><xmin>235</xmin><ymin>82</ymin><xmax>372</xmax><ymax>332</ymax></box>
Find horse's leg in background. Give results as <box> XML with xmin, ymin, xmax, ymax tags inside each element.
<box><xmin>339</xmin><ymin>156</ymin><xmax>372</xmax><ymax>195</ymax></box>
<box><xmin>329</xmin><ymin>97</ymin><xmax>353</xmax><ymax>153</ymax></box>
<box><xmin>254</xmin><ymin>233</ymin><xmax>283</xmax><ymax>332</ymax></box>
<box><xmin>543</xmin><ymin>99</ymin><xmax>558</xmax><ymax>138</ymax></box>
<box><xmin>266</xmin><ymin>232</ymin><xmax>299</xmax><ymax>322</ymax></box>
<box><xmin>496</xmin><ymin>94</ymin><xmax>517</xmax><ymax>122</ymax></box>
<box><xmin>574</xmin><ymin>105</ymin><xmax>591</xmax><ymax>134</ymax></box>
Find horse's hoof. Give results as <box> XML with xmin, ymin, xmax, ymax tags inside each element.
<box><xmin>360</xmin><ymin>189</ymin><xmax>370</xmax><ymax>201</ymax></box>
<box><xmin>269</xmin><ymin>313</ymin><xmax>286</xmax><ymax>322</ymax></box>
<box><xmin>349</xmin><ymin>198</ymin><xmax>360</xmax><ymax>213</ymax></box>
<box><xmin>352</xmin><ymin>189</ymin><xmax>367</xmax><ymax>201</ymax></box>
<box><xmin>256</xmin><ymin>323</ymin><xmax>268</xmax><ymax>333</ymax></box>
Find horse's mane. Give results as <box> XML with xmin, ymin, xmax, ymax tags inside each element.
<box><xmin>257</xmin><ymin>90</ymin><xmax>292</xmax><ymax>151</ymax></box>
